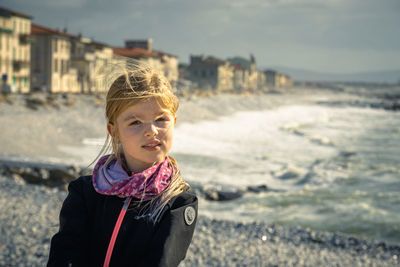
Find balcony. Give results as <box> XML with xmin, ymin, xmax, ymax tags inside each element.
<box><xmin>13</xmin><ymin>60</ymin><xmax>30</xmax><ymax>72</ymax></box>
<box><xmin>19</xmin><ymin>34</ymin><xmax>35</xmax><ymax>44</ymax></box>
<box><xmin>0</xmin><ymin>27</ymin><xmax>13</xmax><ymax>34</ymax></box>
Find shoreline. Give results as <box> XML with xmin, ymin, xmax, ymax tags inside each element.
<box><xmin>0</xmin><ymin>89</ymin><xmax>301</xmax><ymax>163</ymax></box>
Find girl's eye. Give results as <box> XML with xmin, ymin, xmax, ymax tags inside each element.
<box><xmin>156</xmin><ymin>117</ymin><xmax>167</xmax><ymax>122</ymax></box>
<box><xmin>130</xmin><ymin>120</ymin><xmax>141</xmax><ymax>126</ymax></box>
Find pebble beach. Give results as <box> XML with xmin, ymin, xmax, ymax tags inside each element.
<box><xmin>1</xmin><ymin>90</ymin><xmax>399</xmax><ymax>266</ymax></box>
<box><xmin>1</xmin><ymin>173</ymin><xmax>399</xmax><ymax>267</ymax></box>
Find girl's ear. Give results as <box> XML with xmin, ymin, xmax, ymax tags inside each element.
<box><xmin>107</xmin><ymin>122</ymin><xmax>116</xmax><ymax>138</ymax></box>
<box><xmin>174</xmin><ymin>116</ymin><xmax>177</xmax><ymax>125</ymax></box>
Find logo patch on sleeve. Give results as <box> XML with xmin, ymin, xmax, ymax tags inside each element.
<box><xmin>184</xmin><ymin>206</ymin><xmax>196</xmax><ymax>226</ymax></box>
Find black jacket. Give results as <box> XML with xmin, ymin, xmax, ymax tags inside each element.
<box><xmin>48</xmin><ymin>176</ymin><xmax>198</xmax><ymax>267</ymax></box>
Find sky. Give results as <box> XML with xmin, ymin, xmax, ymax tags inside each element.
<box><xmin>2</xmin><ymin>0</ymin><xmax>400</xmax><ymax>74</ymax></box>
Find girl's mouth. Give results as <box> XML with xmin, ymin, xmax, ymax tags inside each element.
<box><xmin>142</xmin><ymin>143</ymin><xmax>161</xmax><ymax>151</ymax></box>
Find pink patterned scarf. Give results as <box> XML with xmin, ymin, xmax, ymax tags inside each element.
<box><xmin>92</xmin><ymin>154</ymin><xmax>172</xmax><ymax>200</ymax></box>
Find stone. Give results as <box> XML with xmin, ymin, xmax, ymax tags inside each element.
<box><xmin>247</xmin><ymin>184</ymin><xmax>269</xmax><ymax>193</ymax></box>
<box><xmin>204</xmin><ymin>188</ymin><xmax>243</xmax><ymax>201</ymax></box>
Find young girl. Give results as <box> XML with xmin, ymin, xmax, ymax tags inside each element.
<box><xmin>48</xmin><ymin>62</ymin><xmax>197</xmax><ymax>267</ymax></box>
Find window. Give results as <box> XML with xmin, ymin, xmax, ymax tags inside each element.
<box><xmin>54</xmin><ymin>59</ymin><xmax>58</xmax><ymax>73</ymax></box>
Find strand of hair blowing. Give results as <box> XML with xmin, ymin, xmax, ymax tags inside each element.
<box><xmin>95</xmin><ymin>59</ymin><xmax>189</xmax><ymax>223</ymax></box>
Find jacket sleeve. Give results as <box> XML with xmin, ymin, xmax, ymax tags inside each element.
<box><xmin>47</xmin><ymin>178</ymin><xmax>91</xmax><ymax>267</ymax></box>
<box><xmin>138</xmin><ymin>193</ymin><xmax>198</xmax><ymax>267</ymax></box>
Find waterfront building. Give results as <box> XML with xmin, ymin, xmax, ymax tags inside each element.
<box><xmin>227</xmin><ymin>55</ymin><xmax>258</xmax><ymax>91</ymax></box>
<box><xmin>231</xmin><ymin>63</ymin><xmax>249</xmax><ymax>91</ymax></box>
<box><xmin>257</xmin><ymin>71</ymin><xmax>267</xmax><ymax>90</ymax></box>
<box><xmin>125</xmin><ymin>39</ymin><xmax>152</xmax><ymax>51</ymax></box>
<box><xmin>278</xmin><ymin>73</ymin><xmax>293</xmax><ymax>87</ymax></box>
<box><xmin>264</xmin><ymin>69</ymin><xmax>293</xmax><ymax>89</ymax></box>
<box><xmin>113</xmin><ymin>47</ymin><xmax>164</xmax><ymax>75</ymax></box>
<box><xmin>31</xmin><ymin>23</ymin><xmax>79</xmax><ymax>93</ymax></box>
<box><xmin>188</xmin><ymin>55</ymin><xmax>234</xmax><ymax>91</ymax></box>
<box><xmin>0</xmin><ymin>6</ymin><xmax>32</xmax><ymax>93</ymax></box>
<box><xmin>153</xmin><ymin>50</ymin><xmax>178</xmax><ymax>87</ymax></box>
<box><xmin>121</xmin><ymin>39</ymin><xmax>179</xmax><ymax>86</ymax></box>
<box><xmin>70</xmin><ymin>37</ymin><xmax>113</xmax><ymax>93</ymax></box>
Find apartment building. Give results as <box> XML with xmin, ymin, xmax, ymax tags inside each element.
<box><xmin>113</xmin><ymin>46</ymin><xmax>164</xmax><ymax>75</ymax></box>
<box><xmin>231</xmin><ymin>63</ymin><xmax>249</xmax><ymax>91</ymax></box>
<box><xmin>0</xmin><ymin>7</ymin><xmax>32</xmax><ymax>93</ymax></box>
<box><xmin>70</xmin><ymin>37</ymin><xmax>113</xmax><ymax>93</ymax></box>
<box><xmin>265</xmin><ymin>70</ymin><xmax>293</xmax><ymax>89</ymax></box>
<box><xmin>189</xmin><ymin>55</ymin><xmax>233</xmax><ymax>91</ymax></box>
<box><xmin>153</xmin><ymin>50</ymin><xmax>178</xmax><ymax>87</ymax></box>
<box><xmin>228</xmin><ymin>56</ymin><xmax>258</xmax><ymax>90</ymax></box>
<box><xmin>122</xmin><ymin>39</ymin><xmax>179</xmax><ymax>85</ymax></box>
<box><xmin>31</xmin><ymin>23</ymin><xmax>79</xmax><ymax>93</ymax></box>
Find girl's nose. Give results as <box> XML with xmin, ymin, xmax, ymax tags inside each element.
<box><xmin>144</xmin><ymin>122</ymin><xmax>158</xmax><ymax>137</ymax></box>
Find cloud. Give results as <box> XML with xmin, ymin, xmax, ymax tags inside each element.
<box><xmin>6</xmin><ymin>0</ymin><xmax>89</xmax><ymax>8</ymax></box>
<box><xmin>2</xmin><ymin>0</ymin><xmax>399</xmax><ymax>72</ymax></box>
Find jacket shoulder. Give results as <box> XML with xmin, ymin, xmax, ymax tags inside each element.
<box><xmin>168</xmin><ymin>190</ymin><xmax>197</xmax><ymax>210</ymax></box>
<box><xmin>66</xmin><ymin>175</ymin><xmax>99</xmax><ymax>204</ymax></box>
<box><xmin>68</xmin><ymin>175</ymin><xmax>94</xmax><ymax>192</ymax></box>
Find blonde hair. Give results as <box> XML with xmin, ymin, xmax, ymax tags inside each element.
<box><xmin>97</xmin><ymin>58</ymin><xmax>189</xmax><ymax>223</ymax></box>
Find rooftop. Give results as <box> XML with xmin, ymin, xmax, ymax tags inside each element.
<box><xmin>31</xmin><ymin>23</ymin><xmax>77</xmax><ymax>38</ymax></box>
<box><xmin>0</xmin><ymin>6</ymin><xmax>32</xmax><ymax>19</ymax></box>
<box><xmin>113</xmin><ymin>47</ymin><xmax>161</xmax><ymax>58</ymax></box>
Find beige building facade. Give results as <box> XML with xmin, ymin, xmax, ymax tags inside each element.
<box><xmin>264</xmin><ymin>70</ymin><xmax>293</xmax><ymax>89</ymax></box>
<box><xmin>189</xmin><ymin>55</ymin><xmax>234</xmax><ymax>91</ymax></box>
<box><xmin>113</xmin><ymin>47</ymin><xmax>164</xmax><ymax>76</ymax></box>
<box><xmin>155</xmin><ymin>51</ymin><xmax>178</xmax><ymax>86</ymax></box>
<box><xmin>0</xmin><ymin>7</ymin><xmax>32</xmax><ymax>93</ymax></box>
<box><xmin>71</xmin><ymin>37</ymin><xmax>113</xmax><ymax>93</ymax></box>
<box><xmin>228</xmin><ymin>56</ymin><xmax>258</xmax><ymax>91</ymax></box>
<box><xmin>31</xmin><ymin>24</ymin><xmax>79</xmax><ymax>93</ymax></box>
<box><xmin>231</xmin><ymin>64</ymin><xmax>249</xmax><ymax>91</ymax></box>
<box><xmin>122</xmin><ymin>39</ymin><xmax>179</xmax><ymax>85</ymax></box>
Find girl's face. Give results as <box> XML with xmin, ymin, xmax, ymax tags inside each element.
<box><xmin>108</xmin><ymin>98</ymin><xmax>176</xmax><ymax>173</ymax></box>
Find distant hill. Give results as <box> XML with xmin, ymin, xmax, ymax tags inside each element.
<box><xmin>261</xmin><ymin>66</ymin><xmax>400</xmax><ymax>84</ymax></box>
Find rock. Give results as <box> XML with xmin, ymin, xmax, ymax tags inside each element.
<box><xmin>37</xmin><ymin>168</ymin><xmax>50</xmax><ymax>180</ymax></box>
<box><xmin>247</xmin><ymin>184</ymin><xmax>269</xmax><ymax>193</ymax></box>
<box><xmin>25</xmin><ymin>97</ymin><xmax>46</xmax><ymax>110</ymax></box>
<box><xmin>204</xmin><ymin>188</ymin><xmax>243</xmax><ymax>201</ymax></box>
<box><xmin>45</xmin><ymin>168</ymin><xmax>76</xmax><ymax>187</ymax></box>
<box><xmin>12</xmin><ymin>173</ymin><xmax>26</xmax><ymax>185</ymax></box>
<box><xmin>18</xmin><ymin>168</ymin><xmax>42</xmax><ymax>184</ymax></box>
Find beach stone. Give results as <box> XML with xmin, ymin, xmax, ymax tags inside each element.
<box><xmin>46</xmin><ymin>168</ymin><xmax>76</xmax><ymax>187</ymax></box>
<box><xmin>247</xmin><ymin>184</ymin><xmax>269</xmax><ymax>193</ymax></box>
<box><xmin>12</xmin><ymin>173</ymin><xmax>26</xmax><ymax>185</ymax></box>
<box><xmin>18</xmin><ymin>168</ymin><xmax>42</xmax><ymax>184</ymax></box>
<box><xmin>204</xmin><ymin>188</ymin><xmax>243</xmax><ymax>201</ymax></box>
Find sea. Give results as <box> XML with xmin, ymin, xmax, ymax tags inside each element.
<box><xmin>73</xmin><ymin>84</ymin><xmax>400</xmax><ymax>245</ymax></box>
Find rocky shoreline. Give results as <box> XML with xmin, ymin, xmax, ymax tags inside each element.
<box><xmin>0</xmin><ymin>172</ymin><xmax>399</xmax><ymax>266</ymax></box>
<box><xmin>0</xmin><ymin>159</ymin><xmax>278</xmax><ymax>202</ymax></box>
